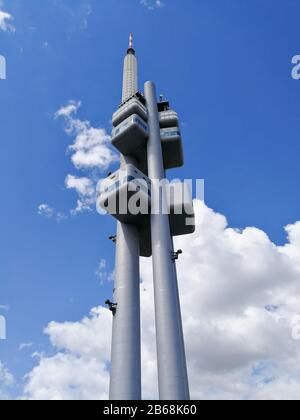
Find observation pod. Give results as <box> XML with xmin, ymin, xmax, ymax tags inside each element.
<box><xmin>157</xmin><ymin>100</ymin><xmax>184</xmax><ymax>169</ymax></box>
<box><xmin>98</xmin><ymin>164</ymin><xmax>151</xmax><ymax>225</ymax></box>
<box><xmin>168</xmin><ymin>181</ymin><xmax>195</xmax><ymax>236</ymax></box>
<box><xmin>159</xmin><ymin>109</ymin><xmax>179</xmax><ymax>128</ymax></box>
<box><xmin>112</xmin><ymin>93</ymin><xmax>148</xmax><ymax>127</ymax></box>
<box><xmin>161</xmin><ymin>127</ymin><xmax>184</xmax><ymax>170</ymax></box>
<box><xmin>112</xmin><ymin>114</ymin><xmax>148</xmax><ymax>162</ymax></box>
<box><xmin>99</xmin><ymin>176</ymin><xmax>194</xmax><ymax>235</ymax></box>
<box><xmin>98</xmin><ymin>164</ymin><xmax>151</xmax><ymax>258</ymax></box>
<box><xmin>99</xmin><ymin>174</ymin><xmax>196</xmax><ymax>258</ymax></box>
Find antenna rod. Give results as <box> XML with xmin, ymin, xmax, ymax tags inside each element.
<box><xmin>129</xmin><ymin>32</ymin><xmax>133</xmax><ymax>49</ymax></box>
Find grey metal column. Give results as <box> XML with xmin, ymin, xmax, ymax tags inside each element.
<box><xmin>144</xmin><ymin>81</ymin><xmax>190</xmax><ymax>400</ymax></box>
<box><xmin>109</xmin><ymin>155</ymin><xmax>141</xmax><ymax>400</ymax></box>
<box><xmin>109</xmin><ymin>218</ymin><xmax>141</xmax><ymax>400</ymax></box>
<box><xmin>108</xmin><ymin>34</ymin><xmax>142</xmax><ymax>401</ymax></box>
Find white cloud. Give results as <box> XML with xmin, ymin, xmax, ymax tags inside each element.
<box><xmin>0</xmin><ymin>361</ymin><xmax>14</xmax><ymax>400</ymax></box>
<box><xmin>38</xmin><ymin>204</ymin><xmax>54</xmax><ymax>219</ymax></box>
<box><xmin>55</xmin><ymin>100</ymin><xmax>81</xmax><ymax>119</ymax></box>
<box><xmin>71</xmin><ymin>199</ymin><xmax>94</xmax><ymax>216</ymax></box>
<box><xmin>24</xmin><ymin>202</ymin><xmax>300</xmax><ymax>400</ymax></box>
<box><xmin>23</xmin><ymin>307</ymin><xmax>111</xmax><ymax>400</ymax></box>
<box><xmin>53</xmin><ymin>101</ymin><xmax>118</xmax><ymax>217</ymax></box>
<box><xmin>0</xmin><ymin>362</ymin><xmax>14</xmax><ymax>386</ymax></box>
<box><xmin>37</xmin><ymin>182</ymin><xmax>94</xmax><ymax>219</ymax></box>
<box><xmin>65</xmin><ymin>175</ymin><xmax>96</xmax><ymax>215</ymax></box>
<box><xmin>38</xmin><ymin>204</ymin><xmax>67</xmax><ymax>222</ymax></box>
<box><xmin>55</xmin><ymin>100</ymin><xmax>117</xmax><ymax>171</ymax></box>
<box><xmin>140</xmin><ymin>0</ymin><xmax>165</xmax><ymax>10</ymax></box>
<box><xmin>65</xmin><ymin>175</ymin><xmax>94</xmax><ymax>197</ymax></box>
<box><xmin>0</xmin><ymin>7</ymin><xmax>14</xmax><ymax>32</ymax></box>
<box><xmin>67</xmin><ymin>175</ymin><xmax>97</xmax><ymax>215</ymax></box>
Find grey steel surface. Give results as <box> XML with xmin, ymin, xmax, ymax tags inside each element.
<box><xmin>112</xmin><ymin>114</ymin><xmax>148</xmax><ymax>161</ymax></box>
<box><xmin>159</xmin><ymin>109</ymin><xmax>179</xmax><ymax>128</ymax></box>
<box><xmin>144</xmin><ymin>81</ymin><xmax>190</xmax><ymax>400</ymax></box>
<box><xmin>109</xmin><ymin>220</ymin><xmax>141</xmax><ymax>400</ymax></box>
<box><xmin>122</xmin><ymin>50</ymin><xmax>138</xmax><ymax>103</ymax></box>
<box><xmin>98</xmin><ymin>163</ymin><xmax>151</xmax><ymax>227</ymax></box>
<box><xmin>112</xmin><ymin>96</ymin><xmax>148</xmax><ymax>127</ymax></box>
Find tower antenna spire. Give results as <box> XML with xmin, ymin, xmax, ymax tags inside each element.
<box><xmin>129</xmin><ymin>32</ymin><xmax>133</xmax><ymax>49</ymax></box>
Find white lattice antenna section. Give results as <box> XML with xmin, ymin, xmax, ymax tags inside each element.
<box><xmin>122</xmin><ymin>33</ymin><xmax>138</xmax><ymax>103</ymax></box>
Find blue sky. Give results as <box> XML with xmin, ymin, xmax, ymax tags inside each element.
<box><xmin>1</xmin><ymin>0</ymin><xmax>300</xmax><ymax>399</ymax></box>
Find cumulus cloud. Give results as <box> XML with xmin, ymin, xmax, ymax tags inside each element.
<box><xmin>0</xmin><ymin>361</ymin><xmax>14</xmax><ymax>400</ymax></box>
<box><xmin>0</xmin><ymin>5</ymin><xmax>14</xmax><ymax>32</ymax></box>
<box><xmin>23</xmin><ymin>307</ymin><xmax>111</xmax><ymax>400</ymax></box>
<box><xmin>53</xmin><ymin>100</ymin><xmax>118</xmax><ymax>216</ymax></box>
<box><xmin>70</xmin><ymin>199</ymin><xmax>94</xmax><ymax>216</ymax></box>
<box><xmin>55</xmin><ymin>100</ymin><xmax>81</xmax><ymax>119</ymax></box>
<box><xmin>55</xmin><ymin>101</ymin><xmax>117</xmax><ymax>171</ymax></box>
<box><xmin>0</xmin><ymin>362</ymin><xmax>14</xmax><ymax>386</ymax></box>
<box><xmin>66</xmin><ymin>174</ymin><xmax>95</xmax><ymax>197</ymax></box>
<box><xmin>38</xmin><ymin>100</ymin><xmax>117</xmax><ymax>221</ymax></box>
<box><xmin>24</xmin><ymin>201</ymin><xmax>300</xmax><ymax>400</ymax></box>
<box><xmin>65</xmin><ymin>175</ymin><xmax>95</xmax><ymax>215</ymax></box>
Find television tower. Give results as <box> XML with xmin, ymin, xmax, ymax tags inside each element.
<box><xmin>100</xmin><ymin>34</ymin><xmax>195</xmax><ymax>400</ymax></box>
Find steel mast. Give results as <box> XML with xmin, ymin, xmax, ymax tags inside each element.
<box><xmin>145</xmin><ymin>81</ymin><xmax>190</xmax><ymax>400</ymax></box>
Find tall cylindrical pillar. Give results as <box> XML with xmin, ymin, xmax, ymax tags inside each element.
<box><xmin>109</xmin><ymin>154</ymin><xmax>141</xmax><ymax>400</ymax></box>
<box><xmin>109</xmin><ymin>221</ymin><xmax>141</xmax><ymax>400</ymax></box>
<box><xmin>144</xmin><ymin>81</ymin><xmax>190</xmax><ymax>400</ymax></box>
